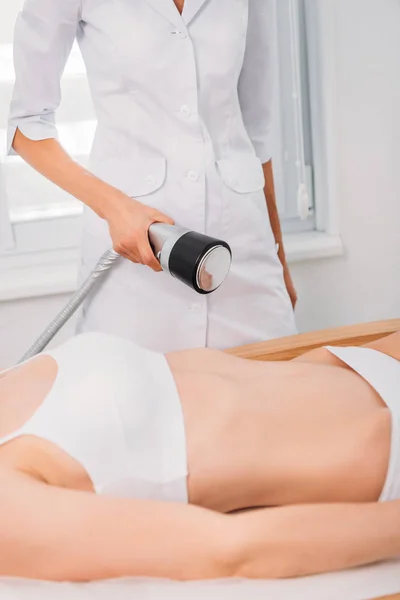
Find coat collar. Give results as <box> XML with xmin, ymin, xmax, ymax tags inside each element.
<box><xmin>144</xmin><ymin>0</ymin><xmax>208</xmax><ymax>28</ymax></box>
<box><xmin>182</xmin><ymin>0</ymin><xmax>208</xmax><ymax>25</ymax></box>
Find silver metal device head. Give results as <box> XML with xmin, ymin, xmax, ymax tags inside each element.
<box><xmin>196</xmin><ymin>245</ymin><xmax>232</xmax><ymax>292</ymax></box>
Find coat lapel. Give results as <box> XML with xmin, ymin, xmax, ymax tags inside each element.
<box><xmin>182</xmin><ymin>0</ymin><xmax>209</xmax><ymax>25</ymax></box>
<box><xmin>144</xmin><ymin>0</ymin><xmax>209</xmax><ymax>28</ymax></box>
<box><xmin>144</xmin><ymin>0</ymin><xmax>183</xmax><ymax>29</ymax></box>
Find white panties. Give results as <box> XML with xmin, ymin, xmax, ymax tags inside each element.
<box><xmin>326</xmin><ymin>345</ymin><xmax>400</xmax><ymax>501</ymax></box>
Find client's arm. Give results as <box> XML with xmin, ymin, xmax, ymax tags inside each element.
<box><xmin>1</xmin><ymin>469</ymin><xmax>399</xmax><ymax>582</ymax></box>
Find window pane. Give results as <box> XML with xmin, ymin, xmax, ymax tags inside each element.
<box><xmin>1</xmin><ymin>35</ymin><xmax>94</xmax><ymax>213</ymax></box>
<box><xmin>273</xmin><ymin>0</ymin><xmax>315</xmax><ymax>231</ymax></box>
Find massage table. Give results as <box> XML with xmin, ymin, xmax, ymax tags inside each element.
<box><xmin>1</xmin><ymin>319</ymin><xmax>399</xmax><ymax>600</ymax></box>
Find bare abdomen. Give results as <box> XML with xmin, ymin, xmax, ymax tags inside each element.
<box><xmin>175</xmin><ymin>359</ymin><xmax>391</xmax><ymax>513</ymax></box>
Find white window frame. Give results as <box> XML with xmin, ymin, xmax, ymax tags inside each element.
<box><xmin>0</xmin><ymin>0</ymin><xmax>343</xmax><ymax>301</ymax></box>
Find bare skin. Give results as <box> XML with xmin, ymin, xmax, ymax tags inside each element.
<box><xmin>0</xmin><ymin>333</ymin><xmax>399</xmax><ymax>580</ymax></box>
<box><xmin>263</xmin><ymin>160</ymin><xmax>297</xmax><ymax>308</ymax></box>
<box><xmin>173</xmin><ymin>0</ymin><xmax>185</xmax><ymax>14</ymax></box>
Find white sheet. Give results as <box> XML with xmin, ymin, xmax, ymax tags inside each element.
<box><xmin>1</xmin><ymin>560</ymin><xmax>399</xmax><ymax>600</ymax></box>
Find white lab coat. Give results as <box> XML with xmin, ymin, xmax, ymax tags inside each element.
<box><xmin>7</xmin><ymin>0</ymin><xmax>297</xmax><ymax>352</ymax></box>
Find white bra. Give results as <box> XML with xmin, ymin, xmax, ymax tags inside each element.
<box><xmin>0</xmin><ymin>333</ymin><xmax>188</xmax><ymax>502</ymax></box>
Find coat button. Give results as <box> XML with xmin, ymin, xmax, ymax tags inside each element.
<box><xmin>189</xmin><ymin>303</ymin><xmax>201</xmax><ymax>312</ymax></box>
<box><xmin>180</xmin><ymin>105</ymin><xmax>191</xmax><ymax>116</ymax></box>
<box><xmin>171</xmin><ymin>29</ymin><xmax>187</xmax><ymax>39</ymax></box>
<box><xmin>187</xmin><ymin>170</ymin><xmax>199</xmax><ymax>182</ymax></box>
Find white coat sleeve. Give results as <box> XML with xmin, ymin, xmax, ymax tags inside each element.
<box><xmin>238</xmin><ymin>0</ymin><xmax>276</xmax><ymax>164</ymax></box>
<box><xmin>7</xmin><ymin>0</ymin><xmax>81</xmax><ymax>156</ymax></box>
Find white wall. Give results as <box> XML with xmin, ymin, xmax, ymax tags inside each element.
<box><xmin>0</xmin><ymin>295</ymin><xmax>76</xmax><ymax>367</ymax></box>
<box><xmin>1</xmin><ymin>0</ymin><xmax>400</xmax><ymax>366</ymax></box>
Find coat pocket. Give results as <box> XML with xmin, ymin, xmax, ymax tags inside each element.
<box><xmin>216</xmin><ymin>153</ymin><xmax>276</xmax><ymax>261</ymax></box>
<box><xmin>91</xmin><ymin>155</ymin><xmax>167</xmax><ymax>199</ymax></box>
<box><xmin>216</xmin><ymin>153</ymin><xmax>265</xmax><ymax>194</ymax></box>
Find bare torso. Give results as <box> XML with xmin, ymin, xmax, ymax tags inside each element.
<box><xmin>169</xmin><ymin>349</ymin><xmax>390</xmax><ymax>511</ymax></box>
<box><xmin>0</xmin><ymin>345</ymin><xmax>391</xmax><ymax>513</ymax></box>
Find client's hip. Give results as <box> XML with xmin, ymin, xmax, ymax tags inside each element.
<box><xmin>325</xmin><ymin>346</ymin><xmax>400</xmax><ymax>502</ymax></box>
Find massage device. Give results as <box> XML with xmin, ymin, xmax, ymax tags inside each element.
<box><xmin>19</xmin><ymin>224</ymin><xmax>232</xmax><ymax>362</ymax></box>
<box><xmin>148</xmin><ymin>223</ymin><xmax>232</xmax><ymax>294</ymax></box>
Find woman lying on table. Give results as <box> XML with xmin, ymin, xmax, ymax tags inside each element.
<box><xmin>0</xmin><ymin>330</ymin><xmax>399</xmax><ymax>581</ymax></box>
